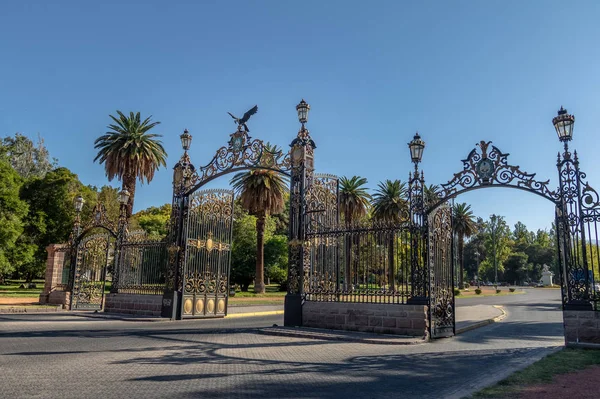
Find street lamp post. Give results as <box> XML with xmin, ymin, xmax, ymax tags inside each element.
<box><xmin>73</xmin><ymin>195</ymin><xmax>84</xmax><ymax>238</ymax></box>
<box><xmin>474</xmin><ymin>250</ymin><xmax>480</xmax><ymax>288</ymax></box>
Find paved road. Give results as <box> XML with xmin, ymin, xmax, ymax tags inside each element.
<box><xmin>0</xmin><ymin>289</ymin><xmax>563</xmax><ymax>399</ymax></box>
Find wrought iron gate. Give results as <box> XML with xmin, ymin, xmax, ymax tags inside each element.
<box><xmin>428</xmin><ymin>205</ymin><xmax>455</xmax><ymax>338</ymax></box>
<box><xmin>72</xmin><ymin>232</ymin><xmax>115</xmax><ymax>310</ymax></box>
<box><xmin>181</xmin><ymin>189</ymin><xmax>234</xmax><ymax>318</ymax></box>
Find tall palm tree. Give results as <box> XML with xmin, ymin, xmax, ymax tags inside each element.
<box><xmin>339</xmin><ymin>176</ymin><xmax>371</xmax><ymax>227</ymax></box>
<box><xmin>94</xmin><ymin>111</ymin><xmax>167</xmax><ymax>218</ymax></box>
<box><xmin>231</xmin><ymin>152</ymin><xmax>288</xmax><ymax>294</ymax></box>
<box><xmin>453</xmin><ymin>202</ymin><xmax>477</xmax><ymax>288</ymax></box>
<box><xmin>339</xmin><ymin>176</ymin><xmax>371</xmax><ymax>290</ymax></box>
<box><xmin>371</xmin><ymin>179</ymin><xmax>408</xmax><ymax>291</ymax></box>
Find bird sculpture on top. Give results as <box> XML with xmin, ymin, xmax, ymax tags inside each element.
<box><xmin>228</xmin><ymin>105</ymin><xmax>258</xmax><ymax>132</ymax></box>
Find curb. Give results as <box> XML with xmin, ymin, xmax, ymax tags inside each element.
<box><xmin>258</xmin><ymin>326</ymin><xmax>427</xmax><ymax>345</ymax></box>
<box><xmin>227</xmin><ymin>310</ymin><xmax>284</xmax><ymax>318</ymax></box>
<box><xmin>456</xmin><ymin>305</ymin><xmax>507</xmax><ymax>335</ymax></box>
<box><xmin>0</xmin><ymin>305</ymin><xmax>63</xmax><ymax>314</ymax></box>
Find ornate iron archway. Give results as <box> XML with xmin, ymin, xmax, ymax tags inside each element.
<box><xmin>409</xmin><ymin>123</ymin><xmax>600</xmax><ymax>338</ymax></box>
<box><xmin>69</xmin><ymin>202</ymin><xmax>122</xmax><ymax>310</ymax></box>
<box><xmin>162</xmin><ymin>101</ymin><xmax>322</xmax><ymax>320</ymax></box>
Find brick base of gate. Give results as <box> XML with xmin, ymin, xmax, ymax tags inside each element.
<box><xmin>39</xmin><ymin>291</ymin><xmax>71</xmax><ymax>308</ymax></box>
<box><xmin>302</xmin><ymin>302</ymin><xmax>429</xmax><ymax>337</ymax></box>
<box><xmin>563</xmin><ymin>310</ymin><xmax>600</xmax><ymax>346</ymax></box>
<box><xmin>104</xmin><ymin>294</ymin><xmax>163</xmax><ymax>317</ymax></box>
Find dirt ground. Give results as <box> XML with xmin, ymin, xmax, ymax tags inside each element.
<box><xmin>0</xmin><ymin>297</ymin><xmax>39</xmax><ymax>305</ymax></box>
<box><xmin>519</xmin><ymin>365</ymin><xmax>600</xmax><ymax>399</ymax></box>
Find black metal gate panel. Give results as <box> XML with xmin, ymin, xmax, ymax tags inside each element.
<box><xmin>181</xmin><ymin>189</ymin><xmax>234</xmax><ymax>318</ymax></box>
<box><xmin>72</xmin><ymin>232</ymin><xmax>114</xmax><ymax>310</ymax></box>
<box><xmin>428</xmin><ymin>204</ymin><xmax>455</xmax><ymax>338</ymax></box>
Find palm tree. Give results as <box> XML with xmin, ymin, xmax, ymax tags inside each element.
<box><xmin>94</xmin><ymin>111</ymin><xmax>167</xmax><ymax>218</ymax></box>
<box><xmin>453</xmin><ymin>202</ymin><xmax>477</xmax><ymax>288</ymax></box>
<box><xmin>424</xmin><ymin>184</ymin><xmax>441</xmax><ymax>208</ymax></box>
<box><xmin>339</xmin><ymin>176</ymin><xmax>371</xmax><ymax>290</ymax></box>
<box><xmin>371</xmin><ymin>180</ymin><xmax>408</xmax><ymax>223</ymax></box>
<box><xmin>231</xmin><ymin>153</ymin><xmax>288</xmax><ymax>294</ymax></box>
<box><xmin>339</xmin><ymin>176</ymin><xmax>371</xmax><ymax>227</ymax></box>
<box><xmin>371</xmin><ymin>179</ymin><xmax>408</xmax><ymax>291</ymax></box>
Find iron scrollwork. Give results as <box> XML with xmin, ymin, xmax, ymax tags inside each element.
<box><xmin>181</xmin><ymin>128</ymin><xmax>292</xmax><ymax>196</ymax></box>
<box><xmin>436</xmin><ymin>141</ymin><xmax>559</xmax><ymax>208</ymax></box>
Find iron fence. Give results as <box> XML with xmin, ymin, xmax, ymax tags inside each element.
<box><xmin>116</xmin><ymin>232</ymin><xmax>168</xmax><ymax>295</ymax></box>
<box><xmin>304</xmin><ymin>222</ymin><xmax>426</xmax><ymax>304</ymax></box>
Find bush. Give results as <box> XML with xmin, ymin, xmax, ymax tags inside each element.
<box><xmin>475</xmin><ymin>289</ymin><xmax>482</xmax><ymax>295</ymax></box>
<box><xmin>454</xmin><ymin>288</ymin><xmax>461</xmax><ymax>296</ymax></box>
<box><xmin>463</xmin><ymin>283</ymin><xmax>469</xmax><ymax>289</ymax></box>
<box><xmin>509</xmin><ymin>288</ymin><xmax>516</xmax><ymax>293</ymax></box>
<box><xmin>496</xmin><ymin>289</ymin><xmax>502</xmax><ymax>294</ymax></box>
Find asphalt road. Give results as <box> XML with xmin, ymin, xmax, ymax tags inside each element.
<box><xmin>0</xmin><ymin>288</ymin><xmax>563</xmax><ymax>399</ymax></box>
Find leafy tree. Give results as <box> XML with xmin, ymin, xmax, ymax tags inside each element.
<box><xmin>1</xmin><ymin>133</ymin><xmax>56</xmax><ymax>179</ymax></box>
<box><xmin>93</xmin><ymin>111</ymin><xmax>167</xmax><ymax>218</ymax></box>
<box><xmin>264</xmin><ymin>235</ymin><xmax>288</xmax><ymax>287</ymax></box>
<box><xmin>230</xmin><ymin>212</ymin><xmax>275</xmax><ymax>291</ymax></box>
<box><xmin>483</xmin><ymin>214</ymin><xmax>512</xmax><ymax>285</ymax></box>
<box><xmin>453</xmin><ymin>203</ymin><xmax>477</xmax><ymax>287</ymax></box>
<box><xmin>18</xmin><ymin>167</ymin><xmax>97</xmax><ymax>281</ymax></box>
<box><xmin>0</xmin><ymin>158</ymin><xmax>29</xmax><ymax>282</ymax></box>
<box><xmin>132</xmin><ymin>204</ymin><xmax>171</xmax><ymax>237</ymax></box>
<box><xmin>231</xmin><ymin>160</ymin><xmax>288</xmax><ymax>293</ymax></box>
<box><xmin>504</xmin><ymin>252</ymin><xmax>529</xmax><ymax>285</ymax></box>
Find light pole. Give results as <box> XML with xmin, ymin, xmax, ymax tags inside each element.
<box><xmin>490</xmin><ymin>215</ymin><xmax>498</xmax><ymax>287</ymax></box>
<box><xmin>474</xmin><ymin>250</ymin><xmax>480</xmax><ymax>288</ymax></box>
<box><xmin>73</xmin><ymin>195</ymin><xmax>84</xmax><ymax>238</ymax></box>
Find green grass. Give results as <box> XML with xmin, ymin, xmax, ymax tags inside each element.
<box><xmin>471</xmin><ymin>348</ymin><xmax>600</xmax><ymax>398</ymax></box>
<box><xmin>0</xmin><ymin>281</ymin><xmax>43</xmax><ymax>298</ymax></box>
<box><xmin>232</xmin><ymin>284</ymin><xmax>286</xmax><ymax>297</ymax></box>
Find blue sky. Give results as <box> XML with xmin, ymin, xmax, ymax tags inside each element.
<box><xmin>1</xmin><ymin>0</ymin><xmax>599</xmax><ymax>232</ymax></box>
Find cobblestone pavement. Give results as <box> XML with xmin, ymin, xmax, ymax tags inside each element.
<box><xmin>0</xmin><ymin>289</ymin><xmax>563</xmax><ymax>399</ymax></box>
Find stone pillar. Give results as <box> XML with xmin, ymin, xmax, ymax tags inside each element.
<box><xmin>39</xmin><ymin>244</ymin><xmax>68</xmax><ymax>304</ymax></box>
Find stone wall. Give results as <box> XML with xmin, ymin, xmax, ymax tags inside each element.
<box><xmin>104</xmin><ymin>293</ymin><xmax>163</xmax><ymax>317</ymax></box>
<box><xmin>563</xmin><ymin>310</ymin><xmax>600</xmax><ymax>345</ymax></box>
<box><xmin>302</xmin><ymin>301</ymin><xmax>429</xmax><ymax>337</ymax></box>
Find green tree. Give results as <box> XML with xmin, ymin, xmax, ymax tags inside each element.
<box><xmin>0</xmin><ymin>158</ymin><xmax>29</xmax><ymax>282</ymax></box>
<box><xmin>339</xmin><ymin>176</ymin><xmax>371</xmax><ymax>289</ymax></box>
<box><xmin>1</xmin><ymin>133</ymin><xmax>56</xmax><ymax>179</ymax></box>
<box><xmin>504</xmin><ymin>252</ymin><xmax>529</xmax><ymax>285</ymax></box>
<box><xmin>231</xmin><ymin>163</ymin><xmax>288</xmax><ymax>293</ymax></box>
<box><xmin>264</xmin><ymin>235</ymin><xmax>288</xmax><ymax>288</ymax></box>
<box><xmin>483</xmin><ymin>214</ymin><xmax>512</xmax><ymax>285</ymax></box>
<box><xmin>93</xmin><ymin>111</ymin><xmax>167</xmax><ymax>218</ymax></box>
<box><xmin>339</xmin><ymin>176</ymin><xmax>371</xmax><ymax>226</ymax></box>
<box><xmin>424</xmin><ymin>184</ymin><xmax>441</xmax><ymax>207</ymax></box>
<box><xmin>372</xmin><ymin>179</ymin><xmax>408</xmax><ymax>290</ymax></box>
<box><xmin>453</xmin><ymin>203</ymin><xmax>477</xmax><ymax>288</ymax></box>
<box><xmin>231</xmin><ymin>212</ymin><xmax>276</xmax><ymax>291</ymax></box>
<box><xmin>371</xmin><ymin>179</ymin><xmax>408</xmax><ymax>223</ymax></box>
<box><xmin>132</xmin><ymin>204</ymin><xmax>172</xmax><ymax>237</ymax></box>
<box><xmin>19</xmin><ymin>167</ymin><xmax>97</xmax><ymax>281</ymax></box>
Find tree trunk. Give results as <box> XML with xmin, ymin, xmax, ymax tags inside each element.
<box><xmin>388</xmin><ymin>233</ymin><xmax>395</xmax><ymax>291</ymax></box>
<box><xmin>458</xmin><ymin>234</ymin><xmax>464</xmax><ymax>288</ymax></box>
<box><xmin>254</xmin><ymin>212</ymin><xmax>266</xmax><ymax>294</ymax></box>
<box><xmin>122</xmin><ymin>174</ymin><xmax>136</xmax><ymax>219</ymax></box>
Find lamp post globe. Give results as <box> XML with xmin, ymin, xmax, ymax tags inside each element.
<box><xmin>118</xmin><ymin>188</ymin><xmax>131</xmax><ymax>205</ymax></box>
<box><xmin>74</xmin><ymin>195</ymin><xmax>85</xmax><ymax>213</ymax></box>
<box><xmin>552</xmin><ymin>106</ymin><xmax>575</xmax><ymax>143</ymax></box>
<box><xmin>408</xmin><ymin>132</ymin><xmax>425</xmax><ymax>165</ymax></box>
<box><xmin>180</xmin><ymin>129</ymin><xmax>192</xmax><ymax>152</ymax></box>
<box><xmin>296</xmin><ymin>99</ymin><xmax>310</xmax><ymax>126</ymax></box>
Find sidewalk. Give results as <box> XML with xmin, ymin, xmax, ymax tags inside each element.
<box><xmin>456</xmin><ymin>304</ymin><xmax>506</xmax><ymax>334</ymax></box>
